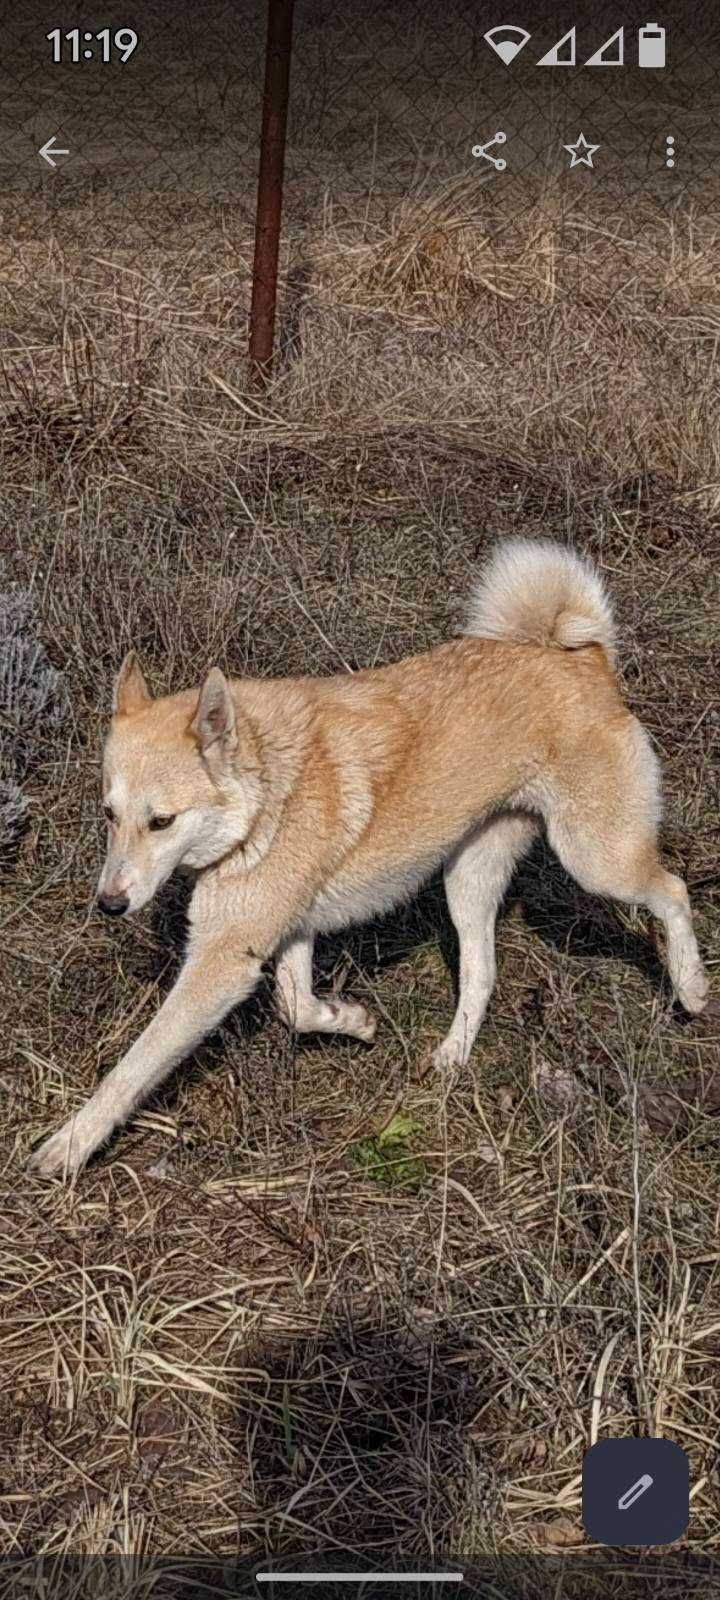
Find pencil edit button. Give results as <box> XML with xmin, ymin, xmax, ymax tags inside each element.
<box><xmin>582</xmin><ymin>1438</ymin><xmax>689</xmax><ymax>1546</ymax></box>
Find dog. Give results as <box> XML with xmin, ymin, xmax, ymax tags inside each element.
<box><xmin>29</xmin><ymin>538</ymin><xmax>714</xmax><ymax>1177</ymax></box>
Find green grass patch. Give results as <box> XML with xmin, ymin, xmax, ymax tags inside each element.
<box><xmin>350</xmin><ymin>1111</ymin><xmax>427</xmax><ymax>1191</ymax></box>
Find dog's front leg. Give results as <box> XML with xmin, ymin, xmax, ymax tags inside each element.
<box><xmin>28</xmin><ymin>940</ymin><xmax>264</xmax><ymax>1178</ymax></box>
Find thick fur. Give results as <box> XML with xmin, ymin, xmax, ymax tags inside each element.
<box><xmin>29</xmin><ymin>539</ymin><xmax>712</xmax><ymax>1177</ymax></box>
<box><xmin>463</xmin><ymin>537</ymin><xmax>617</xmax><ymax>665</ymax></box>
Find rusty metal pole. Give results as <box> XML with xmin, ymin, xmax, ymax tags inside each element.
<box><xmin>248</xmin><ymin>0</ymin><xmax>295</xmax><ymax>390</ymax></box>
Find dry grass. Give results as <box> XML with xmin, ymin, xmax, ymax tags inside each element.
<box><xmin>1</xmin><ymin>168</ymin><xmax>719</xmax><ymax>1576</ymax></box>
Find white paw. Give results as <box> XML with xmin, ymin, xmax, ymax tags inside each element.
<box><xmin>341</xmin><ymin>1002</ymin><xmax>377</xmax><ymax>1043</ymax></box>
<box><xmin>678</xmin><ymin>965</ymin><xmax>710</xmax><ymax>1015</ymax></box>
<box><xmin>28</xmin><ymin>1115</ymin><xmax>103</xmax><ymax>1179</ymax></box>
<box><xmin>431</xmin><ymin>1037</ymin><xmax>469</xmax><ymax>1071</ymax></box>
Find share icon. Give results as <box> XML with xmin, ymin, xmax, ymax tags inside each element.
<box><xmin>471</xmin><ymin>132</ymin><xmax>507</xmax><ymax>171</ymax></box>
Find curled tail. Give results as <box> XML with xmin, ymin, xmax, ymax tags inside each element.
<box><xmin>462</xmin><ymin>538</ymin><xmax>616</xmax><ymax>668</ymax></box>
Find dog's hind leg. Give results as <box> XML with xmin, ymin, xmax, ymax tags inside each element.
<box><xmin>543</xmin><ymin>718</ymin><xmax>711</xmax><ymax>1016</ymax></box>
<box><xmin>434</xmin><ymin>813</ymin><xmax>540</xmax><ymax>1069</ymax></box>
<box><xmin>275</xmin><ymin>934</ymin><xmax>377</xmax><ymax>1042</ymax></box>
<box><xmin>643</xmin><ymin>869</ymin><xmax>710</xmax><ymax>1013</ymax></box>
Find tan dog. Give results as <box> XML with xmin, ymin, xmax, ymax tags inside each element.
<box><xmin>30</xmin><ymin>539</ymin><xmax>712</xmax><ymax>1177</ymax></box>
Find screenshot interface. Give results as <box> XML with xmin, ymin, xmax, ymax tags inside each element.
<box><xmin>1</xmin><ymin>3</ymin><xmax>718</xmax><ymax>1596</ymax></box>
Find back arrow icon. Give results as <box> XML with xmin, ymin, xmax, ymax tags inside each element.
<box><xmin>39</xmin><ymin>136</ymin><xmax>70</xmax><ymax>168</ymax></box>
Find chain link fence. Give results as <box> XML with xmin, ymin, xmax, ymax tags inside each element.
<box><xmin>1</xmin><ymin>2</ymin><xmax>718</xmax><ymax>372</ymax></box>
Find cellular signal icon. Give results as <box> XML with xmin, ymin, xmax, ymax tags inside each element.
<box><xmin>484</xmin><ymin>25</ymin><xmax>532</xmax><ymax>65</ymax></box>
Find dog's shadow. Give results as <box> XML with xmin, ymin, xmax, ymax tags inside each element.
<box><xmin>150</xmin><ymin>833</ymin><xmax>668</xmax><ymax>1055</ymax></box>
<box><xmin>312</xmin><ymin>835</ymin><xmax>667</xmax><ymax>1023</ymax></box>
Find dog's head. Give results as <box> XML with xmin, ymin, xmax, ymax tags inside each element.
<box><xmin>97</xmin><ymin>652</ymin><xmax>263</xmax><ymax>916</ymax></box>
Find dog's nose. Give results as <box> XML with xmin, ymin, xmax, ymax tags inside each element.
<box><xmin>97</xmin><ymin>892</ymin><xmax>129</xmax><ymax>917</ymax></box>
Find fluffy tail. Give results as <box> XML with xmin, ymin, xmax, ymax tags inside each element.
<box><xmin>462</xmin><ymin>538</ymin><xmax>616</xmax><ymax>668</ymax></box>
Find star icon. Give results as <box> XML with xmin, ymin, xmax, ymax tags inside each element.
<box><xmin>563</xmin><ymin>132</ymin><xmax>600</xmax><ymax>169</ymax></box>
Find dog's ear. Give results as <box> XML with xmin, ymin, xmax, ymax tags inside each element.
<box><xmin>114</xmin><ymin>650</ymin><xmax>151</xmax><ymax>715</ymax></box>
<box><xmin>191</xmin><ymin>668</ymin><xmax>238</xmax><ymax>773</ymax></box>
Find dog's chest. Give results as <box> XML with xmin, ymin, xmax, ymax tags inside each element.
<box><xmin>304</xmin><ymin>850</ymin><xmax>444</xmax><ymax>933</ymax></box>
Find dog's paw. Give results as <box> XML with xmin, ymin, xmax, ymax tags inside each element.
<box><xmin>689</xmin><ymin>994</ymin><xmax>720</xmax><ymax>1032</ymax></box>
<box><xmin>430</xmin><ymin>1037</ymin><xmax>469</xmax><ymax>1072</ymax></box>
<box><xmin>414</xmin><ymin>1039</ymin><xmax>465</xmax><ymax>1083</ymax></box>
<box><xmin>339</xmin><ymin>1001</ymin><xmax>377</xmax><ymax>1043</ymax></box>
<box><xmin>413</xmin><ymin>1037</ymin><xmax>468</xmax><ymax>1088</ymax></box>
<box><xmin>678</xmin><ymin>965</ymin><xmax>711</xmax><ymax>1016</ymax></box>
<box><xmin>28</xmin><ymin>1118</ymin><xmax>98</xmax><ymax>1179</ymax></box>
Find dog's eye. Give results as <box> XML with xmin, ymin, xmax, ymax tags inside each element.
<box><xmin>149</xmin><ymin>814</ymin><xmax>176</xmax><ymax>831</ymax></box>
<box><xmin>103</xmin><ymin>805</ymin><xmax>115</xmax><ymax>824</ymax></box>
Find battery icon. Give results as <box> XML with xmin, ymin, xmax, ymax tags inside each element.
<box><xmin>638</xmin><ymin>23</ymin><xmax>666</xmax><ymax>67</ymax></box>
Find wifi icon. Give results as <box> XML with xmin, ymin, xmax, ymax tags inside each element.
<box><xmin>484</xmin><ymin>24</ymin><xmax>532</xmax><ymax>66</ymax></box>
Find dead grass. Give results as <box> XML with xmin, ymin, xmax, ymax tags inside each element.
<box><xmin>1</xmin><ymin>169</ymin><xmax>719</xmax><ymax>1571</ymax></box>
